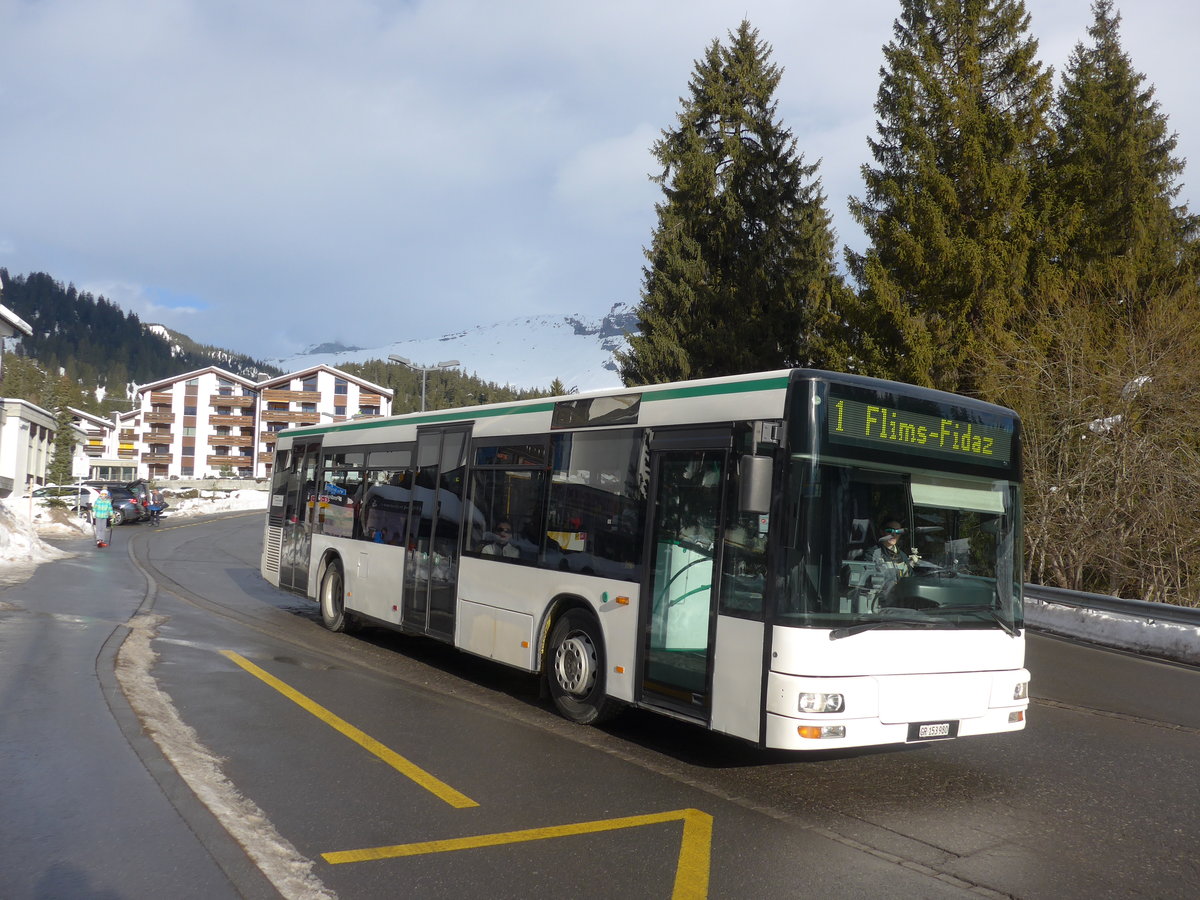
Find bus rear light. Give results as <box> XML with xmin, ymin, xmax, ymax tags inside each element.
<box><xmin>798</xmin><ymin>692</ymin><xmax>845</xmax><ymax>714</ymax></box>
<box><xmin>798</xmin><ymin>725</ymin><xmax>846</xmax><ymax>740</ymax></box>
<box><xmin>616</xmin><ymin>596</ymin><xmax>630</xmax><ymax>606</ymax></box>
<box><xmin>614</xmin><ymin>665</ymin><xmax>625</xmax><ymax>674</ymax></box>
<box><xmin>1009</xmin><ymin>711</ymin><xmax>1024</xmax><ymax>724</ymax></box>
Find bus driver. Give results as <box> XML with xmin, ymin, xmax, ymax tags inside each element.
<box><xmin>870</xmin><ymin>519</ymin><xmax>915</xmax><ymax>594</ymax></box>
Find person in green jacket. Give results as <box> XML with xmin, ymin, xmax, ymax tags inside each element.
<box><xmin>92</xmin><ymin>488</ymin><xmax>113</xmax><ymax>548</ymax></box>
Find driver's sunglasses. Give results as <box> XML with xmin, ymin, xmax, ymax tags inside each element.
<box><xmin>883</xmin><ymin>527</ymin><xmax>904</xmax><ymax>535</ymax></box>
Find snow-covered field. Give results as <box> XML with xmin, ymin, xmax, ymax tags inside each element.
<box><xmin>0</xmin><ymin>490</ymin><xmax>269</xmax><ymax>586</ymax></box>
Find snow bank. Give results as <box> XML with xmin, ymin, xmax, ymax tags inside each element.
<box><xmin>160</xmin><ymin>489</ymin><xmax>269</xmax><ymax>519</ymax></box>
<box><xmin>0</xmin><ymin>502</ymin><xmax>76</xmax><ymax>584</ymax></box>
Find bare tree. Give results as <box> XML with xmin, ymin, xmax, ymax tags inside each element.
<box><xmin>995</xmin><ymin>278</ymin><xmax>1200</xmax><ymax>606</ymax></box>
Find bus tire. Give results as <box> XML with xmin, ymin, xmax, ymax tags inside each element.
<box><xmin>319</xmin><ymin>560</ymin><xmax>350</xmax><ymax>633</ymax></box>
<box><xmin>547</xmin><ymin>609</ymin><xmax>621</xmax><ymax>725</ymax></box>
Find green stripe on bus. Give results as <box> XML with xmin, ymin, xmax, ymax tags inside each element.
<box><xmin>289</xmin><ymin>401</ymin><xmax>559</xmax><ymax>436</ymax></box>
<box><xmin>642</xmin><ymin>375</ymin><xmax>790</xmax><ymax>402</ymax></box>
<box><xmin>286</xmin><ymin>374</ymin><xmax>788</xmax><ymax>437</ymax></box>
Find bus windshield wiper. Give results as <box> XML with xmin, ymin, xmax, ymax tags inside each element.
<box><xmin>829</xmin><ymin>615</ymin><xmax>939</xmax><ymax>640</ymax></box>
<box><xmin>924</xmin><ymin>604</ymin><xmax>1021</xmax><ymax>637</ymax></box>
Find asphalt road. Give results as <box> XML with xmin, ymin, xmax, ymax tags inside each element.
<box><xmin>1</xmin><ymin>513</ymin><xmax>1197</xmax><ymax>899</ymax></box>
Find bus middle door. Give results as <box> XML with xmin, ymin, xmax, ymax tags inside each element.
<box><xmin>280</xmin><ymin>439</ymin><xmax>322</xmax><ymax>594</ymax></box>
<box><xmin>402</xmin><ymin>425</ymin><xmax>470</xmax><ymax>640</ymax></box>
<box><xmin>639</xmin><ymin>430</ymin><xmax>731</xmax><ymax>721</ymax></box>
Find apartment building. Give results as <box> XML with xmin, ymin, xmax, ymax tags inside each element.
<box><xmin>0</xmin><ymin>399</ymin><xmax>73</xmax><ymax>496</ymax></box>
<box><xmin>256</xmin><ymin>366</ymin><xmax>390</xmax><ymax>477</ymax></box>
<box><xmin>133</xmin><ymin>365</ymin><xmax>392</xmax><ymax>480</ymax></box>
<box><xmin>68</xmin><ymin>407</ymin><xmax>140</xmax><ymax>483</ymax></box>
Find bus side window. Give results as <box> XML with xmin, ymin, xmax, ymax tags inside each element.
<box><xmin>546</xmin><ymin>431</ymin><xmax>648</xmax><ymax>581</ymax></box>
<box><xmin>467</xmin><ymin>468</ymin><xmax>545</xmax><ymax>563</ymax></box>
<box><xmin>358</xmin><ymin>468</ymin><xmax>413</xmax><ymax>546</ymax></box>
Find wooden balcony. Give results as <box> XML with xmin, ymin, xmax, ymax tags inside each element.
<box><xmin>360</xmin><ymin>393</ymin><xmax>384</xmax><ymax>406</ymax></box>
<box><xmin>262</xmin><ymin>389</ymin><xmax>320</xmax><ymax>404</ymax></box>
<box><xmin>260</xmin><ymin>431</ymin><xmax>283</xmax><ymax>442</ymax></box>
<box><xmin>149</xmin><ymin>391</ymin><xmax>173</xmax><ymax>405</ymax></box>
<box><xmin>209</xmin><ymin>414</ymin><xmax>256</xmax><ymax>427</ymax></box>
<box><xmin>210</xmin><ymin>393</ymin><xmax>255</xmax><ymax>407</ymax></box>
<box><xmin>260</xmin><ymin>410</ymin><xmax>322</xmax><ymax>425</ymax></box>
<box><xmin>206</xmin><ymin>455</ymin><xmax>255</xmax><ymax>468</ymax></box>
<box><xmin>258</xmin><ymin>452</ymin><xmax>275</xmax><ymax>463</ymax></box>
<box><xmin>141</xmin><ymin>453</ymin><xmax>175</xmax><ymax>464</ymax></box>
<box><xmin>144</xmin><ymin>411</ymin><xmax>175</xmax><ymax>424</ymax></box>
<box><xmin>208</xmin><ymin>434</ymin><xmax>256</xmax><ymax>447</ymax></box>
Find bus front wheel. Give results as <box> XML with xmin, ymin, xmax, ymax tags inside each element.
<box><xmin>547</xmin><ymin>609</ymin><xmax>621</xmax><ymax>725</ymax></box>
<box><xmin>319</xmin><ymin>560</ymin><xmax>351</xmax><ymax>632</ymax></box>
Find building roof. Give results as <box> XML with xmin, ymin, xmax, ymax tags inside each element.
<box><xmin>0</xmin><ymin>302</ymin><xmax>33</xmax><ymax>339</ymax></box>
<box><xmin>135</xmin><ymin>365</ymin><xmax>258</xmax><ymax>393</ymax></box>
<box><xmin>256</xmin><ymin>363</ymin><xmax>393</xmax><ymax>398</ymax></box>
<box><xmin>68</xmin><ymin>407</ymin><xmax>118</xmax><ymax>429</ymax></box>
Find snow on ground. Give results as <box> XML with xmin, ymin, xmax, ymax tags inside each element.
<box><xmin>0</xmin><ymin>489</ymin><xmax>269</xmax><ymax>586</ymax></box>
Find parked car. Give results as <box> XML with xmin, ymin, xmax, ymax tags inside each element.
<box><xmin>19</xmin><ymin>484</ymin><xmax>101</xmax><ymax>520</ymax></box>
<box><xmin>86</xmin><ymin>479</ymin><xmax>150</xmax><ymax>522</ymax></box>
<box><xmin>103</xmin><ymin>486</ymin><xmax>146</xmax><ymax>526</ymax></box>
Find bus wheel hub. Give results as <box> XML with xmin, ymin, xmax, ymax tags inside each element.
<box><xmin>554</xmin><ymin>633</ymin><xmax>596</xmax><ymax>696</ymax></box>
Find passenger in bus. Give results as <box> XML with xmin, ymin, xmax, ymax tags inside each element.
<box><xmin>482</xmin><ymin>518</ymin><xmax>520</xmax><ymax>559</ymax></box>
<box><xmin>870</xmin><ymin>519</ymin><xmax>914</xmax><ymax>591</ymax></box>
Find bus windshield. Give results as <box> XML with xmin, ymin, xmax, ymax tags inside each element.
<box><xmin>779</xmin><ymin>460</ymin><xmax>1022</xmax><ymax>633</ymax></box>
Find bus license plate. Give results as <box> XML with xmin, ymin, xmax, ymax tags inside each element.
<box><xmin>908</xmin><ymin>721</ymin><xmax>958</xmax><ymax>742</ymax></box>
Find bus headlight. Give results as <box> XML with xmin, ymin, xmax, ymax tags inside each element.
<box><xmin>798</xmin><ymin>692</ymin><xmax>845</xmax><ymax>714</ymax></box>
<box><xmin>1013</xmin><ymin>681</ymin><xmax>1029</xmax><ymax>701</ymax></box>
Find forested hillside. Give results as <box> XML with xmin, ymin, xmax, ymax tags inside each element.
<box><xmin>0</xmin><ymin>270</ymin><xmax>277</xmax><ymax>395</ymax></box>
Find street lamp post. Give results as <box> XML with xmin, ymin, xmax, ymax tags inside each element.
<box><xmin>388</xmin><ymin>356</ymin><xmax>460</xmax><ymax>412</ymax></box>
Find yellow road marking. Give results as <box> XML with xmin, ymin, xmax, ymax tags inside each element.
<box><xmin>323</xmin><ymin>808</ymin><xmax>713</xmax><ymax>899</ymax></box>
<box><xmin>220</xmin><ymin>650</ymin><xmax>478</xmax><ymax>809</ymax></box>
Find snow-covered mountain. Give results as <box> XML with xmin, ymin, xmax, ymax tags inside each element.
<box><xmin>264</xmin><ymin>304</ymin><xmax>638</xmax><ymax>393</ymax></box>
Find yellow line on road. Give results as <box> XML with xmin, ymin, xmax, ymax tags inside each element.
<box><xmin>323</xmin><ymin>808</ymin><xmax>712</xmax><ymax>899</ymax></box>
<box><xmin>220</xmin><ymin>650</ymin><xmax>478</xmax><ymax>809</ymax></box>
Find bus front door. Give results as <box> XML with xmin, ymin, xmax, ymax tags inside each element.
<box><xmin>640</xmin><ymin>444</ymin><xmax>728</xmax><ymax>720</ymax></box>
<box><xmin>280</xmin><ymin>439</ymin><xmax>322</xmax><ymax>594</ymax></box>
<box><xmin>402</xmin><ymin>426</ymin><xmax>470</xmax><ymax>640</ymax></box>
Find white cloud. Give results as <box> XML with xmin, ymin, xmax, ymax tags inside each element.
<box><xmin>553</xmin><ymin>124</ymin><xmax>660</xmax><ymax>231</ymax></box>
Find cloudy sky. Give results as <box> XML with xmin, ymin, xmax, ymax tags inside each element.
<box><xmin>2</xmin><ymin>1</ymin><xmax>1197</xmax><ymax>361</ymax></box>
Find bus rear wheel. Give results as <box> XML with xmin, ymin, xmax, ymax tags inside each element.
<box><xmin>547</xmin><ymin>609</ymin><xmax>621</xmax><ymax>725</ymax></box>
<box><xmin>319</xmin><ymin>560</ymin><xmax>352</xmax><ymax>633</ymax></box>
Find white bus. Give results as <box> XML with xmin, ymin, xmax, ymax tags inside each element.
<box><xmin>261</xmin><ymin>369</ymin><xmax>1029</xmax><ymax>750</ymax></box>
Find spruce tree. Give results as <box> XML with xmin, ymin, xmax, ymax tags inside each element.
<box><xmin>846</xmin><ymin>0</ymin><xmax>1054</xmax><ymax>397</ymax></box>
<box><xmin>0</xmin><ymin>355</ymin><xmax>50</xmax><ymax>408</ymax></box>
<box><xmin>48</xmin><ymin>376</ymin><xmax>78</xmax><ymax>485</ymax></box>
<box><xmin>618</xmin><ymin>20</ymin><xmax>849</xmax><ymax>386</ymax></box>
<box><xmin>1048</xmin><ymin>0</ymin><xmax>1198</xmax><ymax>292</ymax></box>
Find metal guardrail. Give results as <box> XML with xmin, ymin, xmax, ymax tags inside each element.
<box><xmin>1023</xmin><ymin>583</ymin><xmax>1200</xmax><ymax>666</ymax></box>
<box><xmin>1024</xmin><ymin>584</ymin><xmax>1200</xmax><ymax>626</ymax></box>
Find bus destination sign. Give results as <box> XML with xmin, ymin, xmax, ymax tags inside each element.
<box><xmin>827</xmin><ymin>396</ymin><xmax>1013</xmax><ymax>467</ymax></box>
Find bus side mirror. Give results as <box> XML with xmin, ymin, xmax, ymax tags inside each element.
<box><xmin>739</xmin><ymin>455</ymin><xmax>773</xmax><ymax>514</ymax></box>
